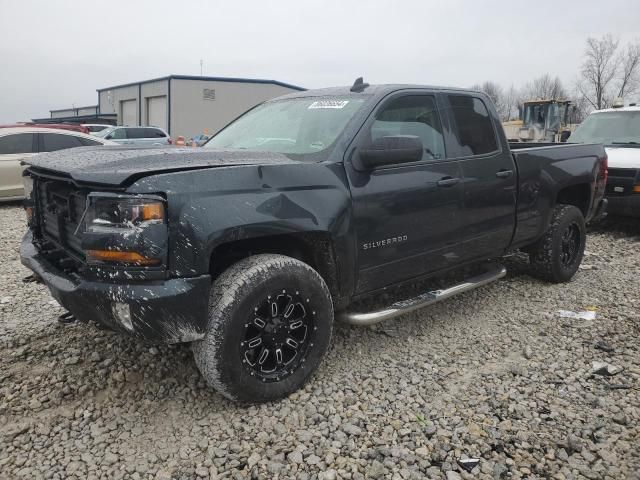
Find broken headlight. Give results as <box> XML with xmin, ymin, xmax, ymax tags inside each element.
<box><xmin>83</xmin><ymin>194</ymin><xmax>167</xmax><ymax>267</ymax></box>
<box><xmin>85</xmin><ymin>194</ymin><xmax>165</xmax><ymax>232</ymax></box>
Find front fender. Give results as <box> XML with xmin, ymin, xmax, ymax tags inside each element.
<box><xmin>128</xmin><ymin>162</ymin><xmax>356</xmax><ymax>290</ymax></box>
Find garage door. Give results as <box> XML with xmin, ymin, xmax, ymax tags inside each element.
<box><xmin>147</xmin><ymin>96</ymin><xmax>167</xmax><ymax>131</ymax></box>
<box><xmin>120</xmin><ymin>99</ymin><xmax>137</xmax><ymax>126</ymax></box>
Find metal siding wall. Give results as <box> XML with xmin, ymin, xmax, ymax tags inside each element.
<box><xmin>77</xmin><ymin>107</ymin><xmax>97</xmax><ymax>116</ymax></box>
<box><xmin>169</xmin><ymin>79</ymin><xmax>299</xmax><ymax>139</ymax></box>
<box><xmin>50</xmin><ymin>110</ymin><xmax>76</xmax><ymax>118</ymax></box>
<box><xmin>99</xmin><ymin>85</ymin><xmax>139</xmax><ymax>124</ymax></box>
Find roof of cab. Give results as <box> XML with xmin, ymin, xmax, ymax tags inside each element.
<box><xmin>272</xmin><ymin>84</ymin><xmax>480</xmax><ymax>101</ymax></box>
<box><xmin>591</xmin><ymin>105</ymin><xmax>640</xmax><ymax>113</ymax></box>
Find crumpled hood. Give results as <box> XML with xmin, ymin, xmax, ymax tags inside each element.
<box><xmin>605</xmin><ymin>146</ymin><xmax>640</xmax><ymax>169</ymax></box>
<box><xmin>25</xmin><ymin>146</ymin><xmax>298</xmax><ymax>186</ymax></box>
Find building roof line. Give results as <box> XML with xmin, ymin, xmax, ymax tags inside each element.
<box><xmin>96</xmin><ymin>75</ymin><xmax>306</xmax><ymax>92</ymax></box>
<box><xmin>49</xmin><ymin>105</ymin><xmax>98</xmax><ymax>113</ymax></box>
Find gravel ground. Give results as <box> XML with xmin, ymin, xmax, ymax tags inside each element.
<box><xmin>1</xmin><ymin>203</ymin><xmax>639</xmax><ymax>480</ymax></box>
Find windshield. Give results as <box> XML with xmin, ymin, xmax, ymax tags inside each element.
<box><xmin>204</xmin><ymin>96</ymin><xmax>366</xmax><ymax>159</ymax></box>
<box><xmin>93</xmin><ymin>127</ymin><xmax>115</xmax><ymax>138</ymax></box>
<box><xmin>523</xmin><ymin>104</ymin><xmax>548</xmax><ymax>127</ymax></box>
<box><xmin>570</xmin><ymin>111</ymin><xmax>640</xmax><ymax>145</ymax></box>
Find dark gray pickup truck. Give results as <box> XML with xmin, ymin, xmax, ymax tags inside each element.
<box><xmin>20</xmin><ymin>80</ymin><xmax>607</xmax><ymax>402</ymax></box>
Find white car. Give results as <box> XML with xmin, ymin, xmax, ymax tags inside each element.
<box><xmin>0</xmin><ymin>127</ymin><xmax>115</xmax><ymax>201</ymax></box>
<box><xmin>82</xmin><ymin>124</ymin><xmax>113</xmax><ymax>135</ymax></box>
<box><xmin>94</xmin><ymin>126</ymin><xmax>172</xmax><ymax>146</ymax></box>
<box><xmin>569</xmin><ymin>105</ymin><xmax>640</xmax><ymax>217</ymax></box>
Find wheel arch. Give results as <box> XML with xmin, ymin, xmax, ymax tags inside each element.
<box><xmin>208</xmin><ymin>231</ymin><xmax>344</xmax><ymax>306</ymax></box>
<box><xmin>555</xmin><ymin>182</ymin><xmax>592</xmax><ymax>217</ymax></box>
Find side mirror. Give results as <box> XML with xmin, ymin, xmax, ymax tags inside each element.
<box><xmin>105</xmin><ymin>134</ymin><xmax>113</xmax><ymax>140</ymax></box>
<box><xmin>359</xmin><ymin>135</ymin><xmax>423</xmax><ymax>169</ymax></box>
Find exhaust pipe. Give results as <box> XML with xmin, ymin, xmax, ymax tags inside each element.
<box><xmin>338</xmin><ymin>265</ymin><xmax>506</xmax><ymax>326</ymax></box>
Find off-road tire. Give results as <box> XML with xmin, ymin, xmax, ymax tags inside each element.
<box><xmin>527</xmin><ymin>204</ymin><xmax>586</xmax><ymax>283</ymax></box>
<box><xmin>192</xmin><ymin>254</ymin><xmax>333</xmax><ymax>403</ymax></box>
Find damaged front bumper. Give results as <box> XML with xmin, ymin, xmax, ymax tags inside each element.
<box><xmin>20</xmin><ymin>231</ymin><xmax>211</xmax><ymax>343</ymax></box>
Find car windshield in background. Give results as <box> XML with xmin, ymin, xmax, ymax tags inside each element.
<box><xmin>93</xmin><ymin>127</ymin><xmax>114</xmax><ymax>138</ymax></box>
<box><xmin>570</xmin><ymin>111</ymin><xmax>640</xmax><ymax>146</ymax></box>
<box><xmin>204</xmin><ymin>97</ymin><xmax>366</xmax><ymax>159</ymax></box>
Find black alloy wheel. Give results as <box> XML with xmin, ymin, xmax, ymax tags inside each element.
<box><xmin>241</xmin><ymin>290</ymin><xmax>314</xmax><ymax>382</ymax></box>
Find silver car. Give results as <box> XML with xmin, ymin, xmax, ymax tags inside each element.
<box><xmin>95</xmin><ymin>126</ymin><xmax>172</xmax><ymax>146</ymax></box>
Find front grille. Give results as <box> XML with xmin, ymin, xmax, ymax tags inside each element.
<box><xmin>33</xmin><ymin>175</ymin><xmax>88</xmax><ymax>270</ymax></box>
<box><xmin>608</xmin><ymin>168</ymin><xmax>638</xmax><ymax>179</ymax></box>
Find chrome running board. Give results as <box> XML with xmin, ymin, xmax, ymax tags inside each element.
<box><xmin>338</xmin><ymin>265</ymin><xmax>507</xmax><ymax>326</ymax></box>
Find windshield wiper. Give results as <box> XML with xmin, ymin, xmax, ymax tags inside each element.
<box><xmin>611</xmin><ymin>141</ymin><xmax>640</xmax><ymax>145</ymax></box>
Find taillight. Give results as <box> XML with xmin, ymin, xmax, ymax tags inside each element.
<box><xmin>167</xmin><ymin>137</ymin><xmax>172</xmax><ymax>145</ymax></box>
<box><xmin>602</xmin><ymin>152</ymin><xmax>608</xmax><ymax>184</ymax></box>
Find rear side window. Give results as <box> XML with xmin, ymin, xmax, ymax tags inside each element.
<box><xmin>126</xmin><ymin>128</ymin><xmax>146</xmax><ymax>139</ymax></box>
<box><xmin>41</xmin><ymin>133</ymin><xmax>83</xmax><ymax>152</ymax></box>
<box><xmin>148</xmin><ymin>129</ymin><xmax>167</xmax><ymax>138</ymax></box>
<box><xmin>370</xmin><ymin>95</ymin><xmax>445</xmax><ymax>161</ymax></box>
<box><xmin>0</xmin><ymin>133</ymin><xmax>35</xmax><ymax>154</ymax></box>
<box><xmin>127</xmin><ymin>128</ymin><xmax>165</xmax><ymax>139</ymax></box>
<box><xmin>446</xmin><ymin>95</ymin><xmax>498</xmax><ymax>156</ymax></box>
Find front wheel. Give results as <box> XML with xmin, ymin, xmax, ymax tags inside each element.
<box><xmin>192</xmin><ymin>254</ymin><xmax>333</xmax><ymax>403</ymax></box>
<box><xmin>527</xmin><ymin>204</ymin><xmax>586</xmax><ymax>283</ymax></box>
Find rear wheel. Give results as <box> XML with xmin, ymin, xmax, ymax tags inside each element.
<box><xmin>527</xmin><ymin>204</ymin><xmax>586</xmax><ymax>283</ymax></box>
<box><xmin>193</xmin><ymin>254</ymin><xmax>333</xmax><ymax>403</ymax></box>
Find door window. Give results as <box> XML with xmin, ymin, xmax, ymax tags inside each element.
<box><xmin>370</xmin><ymin>96</ymin><xmax>445</xmax><ymax>161</ymax></box>
<box><xmin>148</xmin><ymin>129</ymin><xmax>167</xmax><ymax>138</ymax></box>
<box><xmin>109</xmin><ymin>128</ymin><xmax>127</xmax><ymax>140</ymax></box>
<box><xmin>41</xmin><ymin>133</ymin><xmax>84</xmax><ymax>152</ymax></box>
<box><xmin>77</xmin><ymin>137</ymin><xmax>102</xmax><ymax>146</ymax></box>
<box><xmin>0</xmin><ymin>133</ymin><xmax>35</xmax><ymax>154</ymax></box>
<box><xmin>446</xmin><ymin>95</ymin><xmax>499</xmax><ymax>156</ymax></box>
<box><xmin>127</xmin><ymin>128</ymin><xmax>152</xmax><ymax>139</ymax></box>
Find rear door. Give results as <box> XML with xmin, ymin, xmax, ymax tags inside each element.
<box><xmin>440</xmin><ymin>93</ymin><xmax>517</xmax><ymax>261</ymax></box>
<box><xmin>346</xmin><ymin>92</ymin><xmax>464</xmax><ymax>294</ymax></box>
<box><xmin>0</xmin><ymin>132</ymin><xmax>37</xmax><ymax>199</ymax></box>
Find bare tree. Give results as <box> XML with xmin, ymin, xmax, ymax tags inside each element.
<box><xmin>526</xmin><ymin>74</ymin><xmax>567</xmax><ymax>100</ymax></box>
<box><xmin>471</xmin><ymin>81</ymin><xmax>510</xmax><ymax>120</ymax></box>
<box><xmin>577</xmin><ymin>35</ymin><xmax>620</xmax><ymax>109</ymax></box>
<box><xmin>617</xmin><ymin>40</ymin><xmax>640</xmax><ymax>98</ymax></box>
<box><xmin>502</xmin><ymin>85</ymin><xmax>520</xmax><ymax>121</ymax></box>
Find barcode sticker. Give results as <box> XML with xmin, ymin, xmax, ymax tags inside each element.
<box><xmin>308</xmin><ymin>100</ymin><xmax>349</xmax><ymax>109</ymax></box>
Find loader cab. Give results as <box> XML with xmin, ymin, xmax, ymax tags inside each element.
<box><xmin>518</xmin><ymin>100</ymin><xmax>574</xmax><ymax>142</ymax></box>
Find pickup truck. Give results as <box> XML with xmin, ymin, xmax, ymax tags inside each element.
<box><xmin>20</xmin><ymin>80</ymin><xmax>608</xmax><ymax>403</ymax></box>
<box><xmin>569</xmin><ymin>104</ymin><xmax>640</xmax><ymax>217</ymax></box>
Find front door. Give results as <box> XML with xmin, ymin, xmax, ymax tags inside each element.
<box><xmin>346</xmin><ymin>92</ymin><xmax>464</xmax><ymax>294</ymax></box>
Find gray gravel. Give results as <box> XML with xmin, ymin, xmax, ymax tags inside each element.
<box><xmin>1</xmin><ymin>203</ymin><xmax>639</xmax><ymax>480</ymax></box>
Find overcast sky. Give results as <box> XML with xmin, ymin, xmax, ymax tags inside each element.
<box><xmin>0</xmin><ymin>0</ymin><xmax>638</xmax><ymax>122</ymax></box>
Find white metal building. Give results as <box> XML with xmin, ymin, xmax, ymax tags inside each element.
<box><xmin>96</xmin><ymin>75</ymin><xmax>305</xmax><ymax>138</ymax></box>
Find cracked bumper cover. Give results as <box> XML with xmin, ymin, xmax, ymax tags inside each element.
<box><xmin>20</xmin><ymin>231</ymin><xmax>211</xmax><ymax>343</ymax></box>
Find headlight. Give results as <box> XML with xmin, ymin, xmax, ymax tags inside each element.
<box><xmin>83</xmin><ymin>194</ymin><xmax>167</xmax><ymax>267</ymax></box>
<box><xmin>85</xmin><ymin>195</ymin><xmax>165</xmax><ymax>232</ymax></box>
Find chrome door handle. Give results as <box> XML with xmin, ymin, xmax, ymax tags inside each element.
<box><xmin>496</xmin><ymin>170</ymin><xmax>514</xmax><ymax>178</ymax></box>
<box><xmin>436</xmin><ymin>177</ymin><xmax>461</xmax><ymax>187</ymax></box>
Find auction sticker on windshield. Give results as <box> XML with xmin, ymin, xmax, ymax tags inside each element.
<box><xmin>308</xmin><ymin>100</ymin><xmax>350</xmax><ymax>109</ymax></box>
